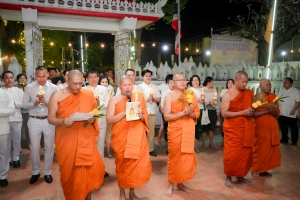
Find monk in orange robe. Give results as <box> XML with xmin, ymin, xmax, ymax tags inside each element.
<box><xmin>222</xmin><ymin>71</ymin><xmax>255</xmax><ymax>188</ymax></box>
<box><xmin>106</xmin><ymin>76</ymin><xmax>151</xmax><ymax>200</ymax></box>
<box><xmin>252</xmin><ymin>79</ymin><xmax>281</xmax><ymax>177</ymax></box>
<box><xmin>48</xmin><ymin>70</ymin><xmax>105</xmax><ymax>200</ymax></box>
<box><xmin>163</xmin><ymin>74</ymin><xmax>200</xmax><ymax>197</ymax></box>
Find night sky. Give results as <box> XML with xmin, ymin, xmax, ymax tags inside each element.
<box><xmin>88</xmin><ymin>0</ymin><xmax>250</xmax><ymax>66</ymax></box>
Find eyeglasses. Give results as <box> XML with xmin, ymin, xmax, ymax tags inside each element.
<box><xmin>174</xmin><ymin>79</ymin><xmax>186</xmax><ymax>83</ymax></box>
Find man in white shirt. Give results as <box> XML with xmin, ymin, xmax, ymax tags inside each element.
<box><xmin>116</xmin><ymin>69</ymin><xmax>143</xmax><ymax>95</ymax></box>
<box><xmin>58</xmin><ymin>69</ymin><xmax>70</xmax><ymax>90</ymax></box>
<box><xmin>155</xmin><ymin>74</ymin><xmax>173</xmax><ymax>148</ymax></box>
<box><xmin>0</xmin><ymin>88</ymin><xmax>15</xmax><ymax>187</ymax></box>
<box><xmin>84</xmin><ymin>69</ymin><xmax>110</xmax><ymax>177</ymax></box>
<box><xmin>2</xmin><ymin>71</ymin><xmax>23</xmax><ymax>168</ymax></box>
<box><xmin>277</xmin><ymin>77</ymin><xmax>300</xmax><ymax>145</ymax></box>
<box><xmin>139</xmin><ymin>70</ymin><xmax>161</xmax><ymax>157</ymax></box>
<box><xmin>22</xmin><ymin>66</ymin><xmax>59</xmax><ymax>184</ymax></box>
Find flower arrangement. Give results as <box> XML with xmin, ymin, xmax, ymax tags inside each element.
<box><xmin>273</xmin><ymin>96</ymin><xmax>289</xmax><ymax>104</ymax></box>
<box><xmin>252</xmin><ymin>95</ymin><xmax>268</xmax><ymax>109</ymax></box>
<box><xmin>178</xmin><ymin>90</ymin><xmax>194</xmax><ymax>105</ymax></box>
<box><xmin>83</xmin><ymin>104</ymin><xmax>106</xmax><ymax>127</ymax></box>
<box><xmin>18</xmin><ymin>82</ymin><xmax>26</xmax><ymax>89</ymax></box>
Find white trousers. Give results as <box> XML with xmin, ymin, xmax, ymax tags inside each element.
<box><xmin>8</xmin><ymin>121</ymin><xmax>22</xmax><ymax>161</ymax></box>
<box><xmin>0</xmin><ymin>134</ymin><xmax>10</xmax><ymax>179</ymax></box>
<box><xmin>27</xmin><ymin>118</ymin><xmax>55</xmax><ymax>175</ymax></box>
<box><xmin>97</xmin><ymin>126</ymin><xmax>106</xmax><ymax>159</ymax></box>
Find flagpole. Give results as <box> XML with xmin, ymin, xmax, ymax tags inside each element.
<box><xmin>178</xmin><ymin>0</ymin><xmax>181</xmax><ymax>65</ymax></box>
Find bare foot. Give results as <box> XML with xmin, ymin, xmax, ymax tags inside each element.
<box><xmin>225</xmin><ymin>176</ymin><xmax>233</xmax><ymax>188</ymax></box>
<box><xmin>251</xmin><ymin>171</ymin><xmax>259</xmax><ymax>178</ymax></box>
<box><xmin>259</xmin><ymin>172</ymin><xmax>272</xmax><ymax>177</ymax></box>
<box><xmin>177</xmin><ymin>183</ymin><xmax>192</xmax><ymax>193</ymax></box>
<box><xmin>165</xmin><ymin>183</ymin><xmax>174</xmax><ymax>197</ymax></box>
<box><xmin>237</xmin><ymin>177</ymin><xmax>252</xmax><ymax>185</ymax></box>
<box><xmin>129</xmin><ymin>188</ymin><xmax>139</xmax><ymax>200</ymax></box>
<box><xmin>119</xmin><ymin>188</ymin><xmax>126</xmax><ymax>200</ymax></box>
<box><xmin>202</xmin><ymin>145</ymin><xmax>208</xmax><ymax>150</ymax></box>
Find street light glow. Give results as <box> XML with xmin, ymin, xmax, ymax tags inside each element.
<box><xmin>50</xmin><ymin>42</ymin><xmax>54</xmax><ymax>46</ymax></box>
<box><xmin>68</xmin><ymin>43</ymin><xmax>72</xmax><ymax>47</ymax></box>
<box><xmin>152</xmin><ymin>43</ymin><xmax>156</xmax><ymax>47</ymax></box>
<box><xmin>163</xmin><ymin>45</ymin><xmax>168</xmax><ymax>51</ymax></box>
<box><xmin>281</xmin><ymin>51</ymin><xmax>286</xmax><ymax>56</ymax></box>
<box><xmin>205</xmin><ymin>50</ymin><xmax>211</xmax><ymax>56</ymax></box>
<box><xmin>185</xmin><ymin>48</ymin><xmax>189</xmax><ymax>51</ymax></box>
<box><xmin>101</xmin><ymin>44</ymin><xmax>105</xmax><ymax>48</ymax></box>
<box><xmin>141</xmin><ymin>43</ymin><xmax>144</xmax><ymax>47</ymax></box>
<box><xmin>85</xmin><ymin>43</ymin><xmax>89</xmax><ymax>47</ymax></box>
<box><xmin>11</xmin><ymin>39</ymin><xmax>16</xmax><ymax>44</ymax></box>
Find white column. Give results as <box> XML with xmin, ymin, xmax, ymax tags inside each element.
<box><xmin>24</xmin><ymin>22</ymin><xmax>34</xmax><ymax>83</ymax></box>
<box><xmin>22</xmin><ymin>8</ymin><xmax>39</xmax><ymax>84</ymax></box>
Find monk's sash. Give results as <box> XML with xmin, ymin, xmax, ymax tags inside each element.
<box><xmin>75</xmin><ymin>89</ymin><xmax>99</xmax><ymax>166</ymax></box>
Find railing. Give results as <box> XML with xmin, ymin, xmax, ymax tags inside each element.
<box><xmin>0</xmin><ymin>0</ymin><xmax>164</xmax><ymax>17</ymax></box>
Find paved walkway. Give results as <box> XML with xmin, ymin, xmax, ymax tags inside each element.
<box><xmin>0</xmin><ymin>135</ymin><xmax>300</xmax><ymax>200</ymax></box>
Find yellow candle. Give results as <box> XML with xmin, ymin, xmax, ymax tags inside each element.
<box><xmin>135</xmin><ymin>92</ymin><xmax>139</xmax><ymax>102</ymax></box>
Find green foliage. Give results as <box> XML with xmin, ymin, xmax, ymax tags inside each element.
<box><xmin>139</xmin><ymin>0</ymin><xmax>188</xmax><ymax>24</ymax></box>
<box><xmin>42</xmin><ymin>30</ymin><xmax>74</xmax><ymax>68</ymax></box>
<box><xmin>85</xmin><ymin>43</ymin><xmax>104</xmax><ymax>70</ymax></box>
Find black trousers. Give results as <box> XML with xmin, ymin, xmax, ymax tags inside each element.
<box><xmin>278</xmin><ymin>116</ymin><xmax>299</xmax><ymax>144</ymax></box>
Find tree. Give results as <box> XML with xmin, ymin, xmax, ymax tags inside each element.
<box><xmin>85</xmin><ymin>43</ymin><xmax>104</xmax><ymax>70</ymax></box>
<box><xmin>231</xmin><ymin>0</ymin><xmax>300</xmax><ymax>66</ymax></box>
<box><xmin>0</xmin><ymin>20</ymin><xmax>25</xmax><ymax>71</ymax></box>
<box><xmin>42</xmin><ymin>30</ymin><xmax>74</xmax><ymax>68</ymax></box>
<box><xmin>134</xmin><ymin>0</ymin><xmax>188</xmax><ymax>63</ymax></box>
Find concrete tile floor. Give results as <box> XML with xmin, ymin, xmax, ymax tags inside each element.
<box><xmin>0</xmin><ymin>135</ymin><xmax>300</xmax><ymax>200</ymax></box>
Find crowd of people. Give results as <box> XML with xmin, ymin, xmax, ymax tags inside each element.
<box><xmin>0</xmin><ymin>66</ymin><xmax>299</xmax><ymax>200</ymax></box>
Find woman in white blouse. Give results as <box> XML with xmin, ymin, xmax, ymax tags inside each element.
<box><xmin>188</xmin><ymin>75</ymin><xmax>204</xmax><ymax>153</ymax></box>
<box><xmin>99</xmin><ymin>75</ymin><xmax>114</xmax><ymax>158</ymax></box>
<box><xmin>202</xmin><ymin>77</ymin><xmax>217</xmax><ymax>149</ymax></box>
<box><xmin>219</xmin><ymin>79</ymin><xmax>234</xmax><ymax>145</ymax></box>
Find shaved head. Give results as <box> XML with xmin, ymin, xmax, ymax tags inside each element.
<box><xmin>68</xmin><ymin>70</ymin><xmax>83</xmax><ymax>81</ymax></box>
<box><xmin>235</xmin><ymin>71</ymin><xmax>248</xmax><ymax>80</ymax></box>
<box><xmin>119</xmin><ymin>75</ymin><xmax>133</xmax><ymax>85</ymax></box>
<box><xmin>172</xmin><ymin>73</ymin><xmax>186</xmax><ymax>90</ymax></box>
<box><xmin>173</xmin><ymin>73</ymin><xmax>185</xmax><ymax>81</ymax></box>
<box><xmin>259</xmin><ymin>78</ymin><xmax>271</xmax><ymax>93</ymax></box>
<box><xmin>259</xmin><ymin>78</ymin><xmax>270</xmax><ymax>86</ymax></box>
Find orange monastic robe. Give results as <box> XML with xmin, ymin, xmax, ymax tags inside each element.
<box><xmin>111</xmin><ymin>94</ymin><xmax>152</xmax><ymax>188</ymax></box>
<box><xmin>252</xmin><ymin>93</ymin><xmax>281</xmax><ymax>173</ymax></box>
<box><xmin>55</xmin><ymin>89</ymin><xmax>105</xmax><ymax>200</ymax></box>
<box><xmin>167</xmin><ymin>94</ymin><xmax>200</xmax><ymax>183</ymax></box>
<box><xmin>223</xmin><ymin>89</ymin><xmax>254</xmax><ymax>177</ymax></box>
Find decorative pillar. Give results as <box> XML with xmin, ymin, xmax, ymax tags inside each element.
<box><xmin>114</xmin><ymin>17</ymin><xmax>137</xmax><ymax>84</ymax></box>
<box><xmin>22</xmin><ymin>8</ymin><xmax>43</xmax><ymax>83</ymax></box>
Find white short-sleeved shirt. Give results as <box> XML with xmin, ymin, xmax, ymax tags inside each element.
<box><xmin>277</xmin><ymin>87</ymin><xmax>300</xmax><ymax>118</ymax></box>
<box><xmin>138</xmin><ymin>82</ymin><xmax>161</xmax><ymax>115</ymax></box>
<box><xmin>160</xmin><ymin>88</ymin><xmax>171</xmax><ymax>109</ymax></box>
<box><xmin>219</xmin><ymin>88</ymin><xmax>228</xmax><ymax>110</ymax></box>
<box><xmin>189</xmin><ymin>87</ymin><xmax>204</xmax><ymax>109</ymax></box>
<box><xmin>158</xmin><ymin>83</ymin><xmax>169</xmax><ymax>94</ymax></box>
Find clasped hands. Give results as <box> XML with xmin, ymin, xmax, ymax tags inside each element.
<box><xmin>34</xmin><ymin>95</ymin><xmax>47</xmax><ymax>106</ymax></box>
<box><xmin>146</xmin><ymin>94</ymin><xmax>158</xmax><ymax>102</ymax></box>
<box><xmin>183</xmin><ymin>105</ymin><xmax>194</xmax><ymax>116</ymax></box>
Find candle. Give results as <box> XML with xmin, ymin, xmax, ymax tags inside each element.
<box><xmin>38</xmin><ymin>86</ymin><xmax>45</xmax><ymax>96</ymax></box>
<box><xmin>95</xmin><ymin>90</ymin><xmax>99</xmax><ymax>98</ymax></box>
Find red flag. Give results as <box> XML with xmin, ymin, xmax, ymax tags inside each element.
<box><xmin>172</xmin><ymin>0</ymin><xmax>181</xmax><ymax>55</ymax></box>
